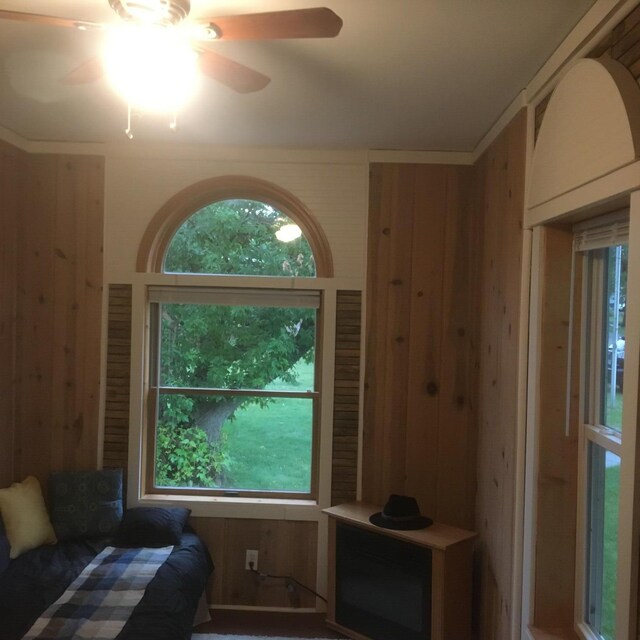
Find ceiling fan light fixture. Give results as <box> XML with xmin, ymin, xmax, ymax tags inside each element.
<box><xmin>104</xmin><ymin>24</ymin><xmax>199</xmax><ymax>113</ymax></box>
<box><xmin>188</xmin><ymin>23</ymin><xmax>221</xmax><ymax>41</ymax></box>
<box><xmin>109</xmin><ymin>0</ymin><xmax>190</xmax><ymax>26</ymax></box>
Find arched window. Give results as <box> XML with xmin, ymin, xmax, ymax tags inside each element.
<box><xmin>140</xmin><ymin>177</ymin><xmax>332</xmax><ymax>500</ymax></box>
<box><xmin>163</xmin><ymin>198</ymin><xmax>316</xmax><ymax>277</ymax></box>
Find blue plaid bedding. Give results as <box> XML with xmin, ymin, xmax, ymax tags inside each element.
<box><xmin>22</xmin><ymin>545</ymin><xmax>173</xmax><ymax>640</ymax></box>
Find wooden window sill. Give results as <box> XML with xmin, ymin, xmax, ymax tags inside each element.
<box><xmin>528</xmin><ymin>626</ymin><xmax>579</xmax><ymax>640</ymax></box>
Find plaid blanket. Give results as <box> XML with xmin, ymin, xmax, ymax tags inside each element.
<box><xmin>22</xmin><ymin>545</ymin><xmax>173</xmax><ymax>640</ymax></box>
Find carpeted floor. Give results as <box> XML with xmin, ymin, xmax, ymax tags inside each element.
<box><xmin>192</xmin><ymin>610</ymin><xmax>344</xmax><ymax>639</ymax></box>
<box><xmin>193</xmin><ymin>635</ymin><xmax>334</xmax><ymax>640</ymax></box>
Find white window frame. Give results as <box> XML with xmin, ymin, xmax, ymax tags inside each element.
<box><xmin>126</xmin><ymin>273</ymin><xmax>338</xmax><ymax>521</ymax></box>
<box><xmin>573</xmin><ymin>213</ymin><xmax>639</xmax><ymax>640</ymax></box>
<box><xmin>145</xmin><ymin>284</ymin><xmax>322</xmax><ymax>501</ymax></box>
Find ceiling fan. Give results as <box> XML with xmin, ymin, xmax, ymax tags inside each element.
<box><xmin>0</xmin><ymin>1</ymin><xmax>343</xmax><ymax>94</ymax></box>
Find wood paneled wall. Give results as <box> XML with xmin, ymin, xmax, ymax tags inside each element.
<box><xmin>0</xmin><ymin>142</ymin><xmax>104</xmax><ymax>492</ymax></box>
<box><xmin>473</xmin><ymin>109</ymin><xmax>527</xmax><ymax>639</ymax></box>
<box><xmin>1</xmin><ymin>122</ymin><xmax>528</xmax><ymax>627</ymax></box>
<box><xmin>532</xmin><ymin>226</ymin><xmax>579</xmax><ymax>633</ymax></box>
<box><xmin>192</xmin><ymin>517</ymin><xmax>318</xmax><ymax>608</ymax></box>
<box><xmin>0</xmin><ymin>140</ymin><xmax>25</xmax><ymax>489</ymax></box>
<box><xmin>362</xmin><ymin>162</ymin><xmax>479</xmax><ymax>530</ymax></box>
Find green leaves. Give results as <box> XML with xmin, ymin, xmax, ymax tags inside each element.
<box><xmin>153</xmin><ymin>198</ymin><xmax>319</xmax><ymax>491</ymax></box>
<box><xmin>164</xmin><ymin>199</ymin><xmax>315</xmax><ymax>277</ymax></box>
<box><xmin>155</xmin><ymin>422</ymin><xmax>231</xmax><ymax>488</ymax></box>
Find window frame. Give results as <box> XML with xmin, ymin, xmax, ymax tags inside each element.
<box><xmin>131</xmin><ymin>177</ymin><xmax>337</xmax><ymax>515</ymax></box>
<box><xmin>144</xmin><ymin>285</ymin><xmax>323</xmax><ymax>500</ymax></box>
<box><xmin>572</xmin><ymin>216</ymin><xmax>637</xmax><ymax>640</ymax></box>
<box><xmin>575</xmin><ymin>245</ymin><xmax>624</xmax><ymax>640</ymax></box>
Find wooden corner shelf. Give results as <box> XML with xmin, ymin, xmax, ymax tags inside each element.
<box><xmin>323</xmin><ymin>502</ymin><xmax>477</xmax><ymax>640</ymax></box>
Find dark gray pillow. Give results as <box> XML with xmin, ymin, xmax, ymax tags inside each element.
<box><xmin>113</xmin><ymin>507</ymin><xmax>190</xmax><ymax>548</ymax></box>
<box><xmin>49</xmin><ymin>469</ymin><xmax>123</xmax><ymax>541</ymax></box>
<box><xmin>0</xmin><ymin>518</ymin><xmax>9</xmax><ymax>574</ymax></box>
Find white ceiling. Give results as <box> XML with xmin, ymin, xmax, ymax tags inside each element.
<box><xmin>0</xmin><ymin>0</ymin><xmax>597</xmax><ymax>150</ymax></box>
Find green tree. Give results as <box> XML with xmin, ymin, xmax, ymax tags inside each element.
<box><xmin>164</xmin><ymin>199</ymin><xmax>315</xmax><ymax>277</ymax></box>
<box><xmin>157</xmin><ymin>199</ymin><xmax>316</xmax><ymax>471</ymax></box>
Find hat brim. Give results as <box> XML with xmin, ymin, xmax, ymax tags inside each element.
<box><xmin>369</xmin><ymin>512</ymin><xmax>433</xmax><ymax>530</ymax></box>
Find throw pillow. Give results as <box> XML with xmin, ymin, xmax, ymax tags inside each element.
<box><xmin>0</xmin><ymin>518</ymin><xmax>9</xmax><ymax>574</ymax></box>
<box><xmin>0</xmin><ymin>476</ymin><xmax>57</xmax><ymax>559</ymax></box>
<box><xmin>113</xmin><ymin>506</ymin><xmax>190</xmax><ymax>548</ymax></box>
<box><xmin>49</xmin><ymin>468</ymin><xmax>123</xmax><ymax>541</ymax></box>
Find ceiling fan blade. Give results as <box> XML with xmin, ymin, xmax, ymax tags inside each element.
<box><xmin>199</xmin><ymin>7</ymin><xmax>343</xmax><ymax>41</ymax></box>
<box><xmin>198</xmin><ymin>50</ymin><xmax>270</xmax><ymax>93</ymax></box>
<box><xmin>60</xmin><ymin>57</ymin><xmax>104</xmax><ymax>85</ymax></box>
<box><xmin>0</xmin><ymin>9</ymin><xmax>103</xmax><ymax>30</ymax></box>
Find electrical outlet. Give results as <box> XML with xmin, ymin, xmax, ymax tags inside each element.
<box><xmin>245</xmin><ymin>549</ymin><xmax>258</xmax><ymax>571</ymax></box>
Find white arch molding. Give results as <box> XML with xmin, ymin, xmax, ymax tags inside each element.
<box><xmin>527</xmin><ymin>57</ymin><xmax>640</xmax><ymax>226</ymax></box>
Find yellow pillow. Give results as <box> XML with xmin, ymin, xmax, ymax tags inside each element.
<box><xmin>0</xmin><ymin>476</ymin><xmax>57</xmax><ymax>558</ymax></box>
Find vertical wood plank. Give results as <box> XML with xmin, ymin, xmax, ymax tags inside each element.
<box><xmin>363</xmin><ymin>162</ymin><xmax>479</xmax><ymax>529</ymax></box>
<box><xmin>404</xmin><ymin>165</ymin><xmax>447</xmax><ymax>519</ymax></box>
<box><xmin>474</xmin><ymin>109</ymin><xmax>526</xmax><ymax>639</ymax></box>
<box><xmin>0</xmin><ymin>140</ymin><xmax>25</xmax><ymax>487</ymax></box>
<box><xmin>533</xmin><ymin>226</ymin><xmax>579</xmax><ymax>630</ymax></box>
<box><xmin>9</xmin><ymin>152</ymin><xmax>104</xmax><ymax>492</ymax></box>
<box><xmin>192</xmin><ymin>517</ymin><xmax>318</xmax><ymax>608</ymax></box>
<box><xmin>435</xmin><ymin>165</ymin><xmax>477</xmax><ymax>529</ymax></box>
<box><xmin>14</xmin><ymin>154</ymin><xmax>57</xmax><ymax>487</ymax></box>
<box><xmin>362</xmin><ymin>163</ymin><xmax>394</xmax><ymax>506</ymax></box>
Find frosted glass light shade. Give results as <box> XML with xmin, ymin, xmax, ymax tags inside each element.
<box><xmin>104</xmin><ymin>24</ymin><xmax>198</xmax><ymax>112</ymax></box>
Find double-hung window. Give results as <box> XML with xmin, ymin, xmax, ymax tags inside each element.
<box><xmin>575</xmin><ymin>216</ymin><xmax>629</xmax><ymax>640</ymax></box>
<box><xmin>143</xmin><ymin>197</ymin><xmax>323</xmax><ymax>500</ymax></box>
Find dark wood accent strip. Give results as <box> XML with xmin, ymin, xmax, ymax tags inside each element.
<box><xmin>331</xmin><ymin>290</ymin><xmax>361</xmax><ymax>505</ymax></box>
<box><xmin>103</xmin><ymin>284</ymin><xmax>132</xmax><ymax>474</ymax></box>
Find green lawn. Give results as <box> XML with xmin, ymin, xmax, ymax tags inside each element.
<box><xmin>601</xmin><ymin>462</ymin><xmax>620</xmax><ymax>640</ymax></box>
<box><xmin>221</xmin><ymin>359</ymin><xmax>315</xmax><ymax>492</ymax></box>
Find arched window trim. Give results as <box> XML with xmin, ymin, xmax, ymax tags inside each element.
<box><xmin>136</xmin><ymin>175</ymin><xmax>334</xmax><ymax>277</ymax></box>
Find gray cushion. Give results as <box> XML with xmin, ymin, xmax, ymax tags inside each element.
<box><xmin>113</xmin><ymin>507</ymin><xmax>190</xmax><ymax>548</ymax></box>
<box><xmin>0</xmin><ymin>518</ymin><xmax>9</xmax><ymax>574</ymax></box>
<box><xmin>49</xmin><ymin>469</ymin><xmax>123</xmax><ymax>541</ymax></box>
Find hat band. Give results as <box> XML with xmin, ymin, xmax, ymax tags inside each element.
<box><xmin>381</xmin><ymin>512</ymin><xmax>420</xmax><ymax>522</ymax></box>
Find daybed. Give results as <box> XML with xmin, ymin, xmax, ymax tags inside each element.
<box><xmin>0</xmin><ymin>472</ymin><xmax>213</xmax><ymax>640</ymax></box>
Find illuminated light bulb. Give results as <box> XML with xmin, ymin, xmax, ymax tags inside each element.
<box><xmin>104</xmin><ymin>24</ymin><xmax>198</xmax><ymax>112</ymax></box>
<box><xmin>275</xmin><ymin>224</ymin><xmax>302</xmax><ymax>242</ymax></box>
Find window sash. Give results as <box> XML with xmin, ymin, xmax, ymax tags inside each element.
<box><xmin>148</xmin><ymin>285</ymin><xmax>320</xmax><ymax>309</ymax></box>
<box><xmin>576</xmin><ymin>230</ymin><xmax>627</xmax><ymax>639</ymax></box>
<box><xmin>146</xmin><ymin>286</ymin><xmax>321</xmax><ymax>500</ymax></box>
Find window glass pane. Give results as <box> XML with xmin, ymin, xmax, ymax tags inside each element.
<box><xmin>603</xmin><ymin>245</ymin><xmax>627</xmax><ymax>432</ymax></box>
<box><xmin>586</xmin><ymin>443</ymin><xmax>620</xmax><ymax>640</ymax></box>
<box><xmin>159</xmin><ymin>303</ymin><xmax>316</xmax><ymax>391</ymax></box>
<box><xmin>163</xmin><ymin>199</ymin><xmax>316</xmax><ymax>276</ymax></box>
<box><xmin>156</xmin><ymin>393</ymin><xmax>314</xmax><ymax>493</ymax></box>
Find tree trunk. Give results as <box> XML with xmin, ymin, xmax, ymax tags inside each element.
<box><xmin>195</xmin><ymin>398</ymin><xmax>244</xmax><ymax>444</ymax></box>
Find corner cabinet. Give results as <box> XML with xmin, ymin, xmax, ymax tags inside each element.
<box><xmin>323</xmin><ymin>502</ymin><xmax>477</xmax><ymax>640</ymax></box>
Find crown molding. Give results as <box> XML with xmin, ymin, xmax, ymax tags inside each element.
<box><xmin>367</xmin><ymin>149</ymin><xmax>474</xmax><ymax>165</ymax></box>
<box><xmin>526</xmin><ymin>0</ymin><xmax>640</xmax><ymax>106</ymax></box>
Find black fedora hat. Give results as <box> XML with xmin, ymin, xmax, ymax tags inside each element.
<box><xmin>369</xmin><ymin>494</ymin><xmax>433</xmax><ymax>530</ymax></box>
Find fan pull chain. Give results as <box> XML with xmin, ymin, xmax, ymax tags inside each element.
<box><xmin>123</xmin><ymin>105</ymin><xmax>179</xmax><ymax>139</ymax></box>
<box><xmin>125</xmin><ymin>101</ymin><xmax>134</xmax><ymax>140</ymax></box>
